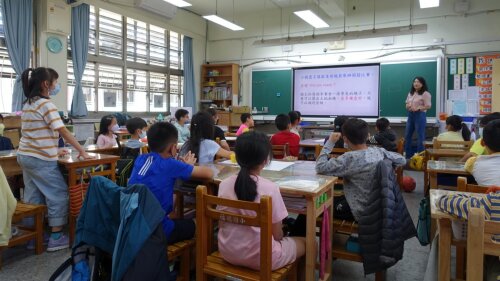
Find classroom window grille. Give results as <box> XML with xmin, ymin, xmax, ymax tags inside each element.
<box><xmin>67</xmin><ymin>5</ymin><xmax>184</xmax><ymax>113</ymax></box>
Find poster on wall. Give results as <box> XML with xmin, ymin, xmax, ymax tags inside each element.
<box><xmin>476</xmin><ymin>55</ymin><xmax>500</xmax><ymax>114</ymax></box>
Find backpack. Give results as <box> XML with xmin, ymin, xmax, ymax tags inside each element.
<box><xmin>409</xmin><ymin>151</ymin><xmax>425</xmax><ymax>171</ymax></box>
<box><xmin>49</xmin><ymin>245</ymin><xmax>112</xmax><ymax>281</ymax></box>
<box><xmin>416</xmin><ymin>197</ymin><xmax>431</xmax><ymax>246</ymax></box>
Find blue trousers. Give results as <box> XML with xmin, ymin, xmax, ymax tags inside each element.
<box><xmin>405</xmin><ymin>111</ymin><xmax>426</xmax><ymax>158</ymax></box>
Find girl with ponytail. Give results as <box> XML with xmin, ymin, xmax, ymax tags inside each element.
<box><xmin>17</xmin><ymin>67</ymin><xmax>93</xmax><ymax>251</ymax></box>
<box><xmin>216</xmin><ymin>131</ymin><xmax>305</xmax><ymax>270</ymax></box>
<box><xmin>437</xmin><ymin>115</ymin><xmax>471</xmax><ymax>142</ymax></box>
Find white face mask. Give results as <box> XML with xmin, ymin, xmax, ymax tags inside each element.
<box><xmin>479</xmin><ymin>127</ymin><xmax>484</xmax><ymax>137</ymax></box>
<box><xmin>139</xmin><ymin>130</ymin><xmax>147</xmax><ymax>138</ymax></box>
<box><xmin>0</xmin><ymin>123</ymin><xmax>4</xmax><ymax>136</ymax></box>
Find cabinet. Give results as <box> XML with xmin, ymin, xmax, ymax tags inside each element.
<box><xmin>200</xmin><ymin>63</ymin><xmax>239</xmax><ymax>109</ymax></box>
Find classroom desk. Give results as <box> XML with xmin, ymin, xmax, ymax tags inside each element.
<box><xmin>57</xmin><ymin>153</ymin><xmax>119</xmax><ymax>187</ymax></box>
<box><xmin>299</xmin><ymin>138</ymin><xmax>325</xmax><ymax>148</ymax></box>
<box><xmin>84</xmin><ymin>144</ymin><xmax>120</xmax><ymax>155</ymax></box>
<box><xmin>0</xmin><ymin>149</ymin><xmax>22</xmax><ymax>176</ymax></box>
<box><xmin>430</xmin><ymin>189</ymin><xmax>484</xmax><ymax>281</ymax></box>
<box><xmin>424</xmin><ymin>149</ymin><xmax>468</xmax><ymax>193</ymax></box>
<box><xmin>114</xmin><ymin>130</ymin><xmax>131</xmax><ymax>141</ymax></box>
<box><xmin>204</xmin><ymin>161</ymin><xmax>336</xmax><ymax>281</ymax></box>
<box><xmin>426</xmin><ymin>160</ymin><xmax>469</xmax><ymax>190</ymax></box>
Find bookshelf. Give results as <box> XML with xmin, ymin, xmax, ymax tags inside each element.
<box><xmin>200</xmin><ymin>63</ymin><xmax>239</xmax><ymax>109</ymax></box>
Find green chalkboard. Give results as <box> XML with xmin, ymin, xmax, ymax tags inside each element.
<box><xmin>252</xmin><ymin>69</ymin><xmax>292</xmax><ymax>115</ymax></box>
<box><xmin>379</xmin><ymin>61</ymin><xmax>437</xmax><ymax>117</ymax></box>
<box><xmin>251</xmin><ymin>61</ymin><xmax>438</xmax><ymax>117</ymax></box>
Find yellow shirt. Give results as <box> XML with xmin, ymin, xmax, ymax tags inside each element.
<box><xmin>436</xmin><ymin>131</ymin><xmax>464</xmax><ymax>142</ymax></box>
<box><xmin>470</xmin><ymin>138</ymin><xmax>487</xmax><ymax>156</ymax></box>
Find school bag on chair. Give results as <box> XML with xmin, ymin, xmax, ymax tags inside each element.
<box><xmin>416</xmin><ymin>197</ymin><xmax>431</xmax><ymax>246</ymax></box>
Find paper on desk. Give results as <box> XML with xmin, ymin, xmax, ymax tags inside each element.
<box><xmin>275</xmin><ymin>177</ymin><xmax>320</xmax><ymax>191</ymax></box>
<box><xmin>219</xmin><ymin>160</ymin><xmax>295</xmax><ymax>171</ymax></box>
<box><xmin>448</xmin><ymin>90</ymin><xmax>466</xmax><ymax>101</ymax></box>
<box><xmin>452</xmin><ymin>100</ymin><xmax>466</xmax><ymax>115</ymax></box>
<box><xmin>314</xmin><ymin>139</ymin><xmax>325</xmax><ymax>143</ymax></box>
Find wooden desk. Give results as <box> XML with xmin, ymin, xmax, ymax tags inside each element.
<box><xmin>85</xmin><ymin>144</ymin><xmax>119</xmax><ymax>155</ymax></box>
<box><xmin>205</xmin><ymin>161</ymin><xmax>336</xmax><ymax>281</ymax></box>
<box><xmin>58</xmin><ymin>153</ymin><xmax>119</xmax><ymax>187</ymax></box>
<box><xmin>299</xmin><ymin>138</ymin><xmax>325</xmax><ymax>148</ymax></box>
<box><xmin>0</xmin><ymin>149</ymin><xmax>22</xmax><ymax>176</ymax></box>
<box><xmin>426</xmin><ymin>160</ymin><xmax>469</xmax><ymax>190</ymax></box>
<box><xmin>424</xmin><ymin>149</ymin><xmax>468</xmax><ymax>193</ymax></box>
<box><xmin>114</xmin><ymin>130</ymin><xmax>131</xmax><ymax>141</ymax></box>
<box><xmin>430</xmin><ymin>189</ymin><xmax>485</xmax><ymax>281</ymax></box>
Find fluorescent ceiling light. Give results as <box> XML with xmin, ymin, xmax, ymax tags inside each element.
<box><xmin>163</xmin><ymin>0</ymin><xmax>192</xmax><ymax>7</ymax></box>
<box><xmin>419</xmin><ymin>0</ymin><xmax>439</xmax><ymax>8</ymax></box>
<box><xmin>203</xmin><ymin>15</ymin><xmax>244</xmax><ymax>31</ymax></box>
<box><xmin>294</xmin><ymin>10</ymin><xmax>329</xmax><ymax>29</ymax></box>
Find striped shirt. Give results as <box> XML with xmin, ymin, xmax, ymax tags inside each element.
<box><xmin>437</xmin><ymin>192</ymin><xmax>500</xmax><ymax>222</ymax></box>
<box><xmin>18</xmin><ymin>97</ymin><xmax>64</xmax><ymax>161</ymax></box>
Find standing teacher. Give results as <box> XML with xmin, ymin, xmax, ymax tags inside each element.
<box><xmin>404</xmin><ymin>76</ymin><xmax>432</xmax><ymax>158</ymax></box>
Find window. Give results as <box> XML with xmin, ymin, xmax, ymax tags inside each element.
<box><xmin>0</xmin><ymin>3</ymin><xmax>17</xmax><ymax>113</ymax></box>
<box><xmin>67</xmin><ymin>6</ymin><xmax>184</xmax><ymax>113</ymax></box>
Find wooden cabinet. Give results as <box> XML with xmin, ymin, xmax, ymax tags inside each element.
<box><xmin>217</xmin><ymin>111</ymin><xmax>242</xmax><ymax>128</ymax></box>
<box><xmin>200</xmin><ymin>63</ymin><xmax>239</xmax><ymax>110</ymax></box>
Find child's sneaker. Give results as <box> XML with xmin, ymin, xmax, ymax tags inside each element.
<box><xmin>47</xmin><ymin>234</ymin><xmax>69</xmax><ymax>252</ymax></box>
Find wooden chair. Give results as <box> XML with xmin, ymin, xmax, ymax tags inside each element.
<box><xmin>395</xmin><ymin>138</ymin><xmax>405</xmax><ymax>189</ymax></box>
<box><xmin>0</xmin><ymin>202</ymin><xmax>46</xmax><ymax>269</ymax></box>
<box><xmin>432</xmin><ymin>139</ymin><xmax>473</xmax><ymax>150</ymax></box>
<box><xmin>465</xmin><ymin>207</ymin><xmax>500</xmax><ymax>281</ymax></box>
<box><xmin>272</xmin><ymin>143</ymin><xmax>290</xmax><ymax>159</ymax></box>
<box><xmin>195</xmin><ymin>185</ymin><xmax>298</xmax><ymax>281</ymax></box>
<box><xmin>167</xmin><ymin>239</ymin><xmax>195</xmax><ymax>281</ymax></box>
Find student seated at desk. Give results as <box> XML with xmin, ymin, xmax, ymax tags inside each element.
<box><xmin>206</xmin><ymin>108</ymin><xmax>230</xmax><ymax>151</ymax></box>
<box><xmin>465</xmin><ymin>120</ymin><xmax>500</xmax><ymax>186</ymax></box>
<box><xmin>270</xmin><ymin>114</ymin><xmax>300</xmax><ymax>158</ymax></box>
<box><xmin>179</xmin><ymin>111</ymin><xmax>232</xmax><ymax>164</ymax></box>
<box><xmin>316</xmin><ymin>118</ymin><xmax>406</xmax><ymax>221</ymax></box>
<box><xmin>368</xmin><ymin>117</ymin><xmax>397</xmax><ymax>152</ymax></box>
<box><xmin>128</xmin><ymin>122</ymin><xmax>213</xmax><ymax>244</ymax></box>
<box><xmin>288</xmin><ymin>110</ymin><xmax>301</xmax><ymax>138</ymax></box>
<box><xmin>437</xmin><ymin>115</ymin><xmax>471</xmax><ymax>143</ymax></box>
<box><xmin>323</xmin><ymin>115</ymin><xmax>350</xmax><ymax>148</ymax></box>
<box><xmin>217</xmin><ymin>131</ymin><xmax>306</xmax><ymax>270</ymax></box>
<box><xmin>174</xmin><ymin>109</ymin><xmax>190</xmax><ymax>143</ymax></box>
<box><xmin>236</xmin><ymin>113</ymin><xmax>254</xmax><ymax>136</ymax></box>
<box><xmin>0</xmin><ymin>114</ymin><xmax>13</xmax><ymax>151</ymax></box>
<box><xmin>461</xmin><ymin>112</ymin><xmax>500</xmax><ymax>162</ymax></box>
<box><xmin>124</xmin><ymin>117</ymin><xmax>148</xmax><ymax>150</ymax></box>
<box><xmin>96</xmin><ymin>115</ymin><xmax>118</xmax><ymax>148</ymax></box>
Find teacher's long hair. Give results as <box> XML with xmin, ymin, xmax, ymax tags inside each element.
<box><xmin>234</xmin><ymin>131</ymin><xmax>272</xmax><ymax>202</ymax></box>
<box><xmin>410</xmin><ymin>76</ymin><xmax>428</xmax><ymax>95</ymax></box>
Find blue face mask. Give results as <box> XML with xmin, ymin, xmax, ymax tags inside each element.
<box><xmin>139</xmin><ymin>130</ymin><xmax>147</xmax><ymax>138</ymax></box>
<box><xmin>49</xmin><ymin>83</ymin><xmax>61</xmax><ymax>96</ymax></box>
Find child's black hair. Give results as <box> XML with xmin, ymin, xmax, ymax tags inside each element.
<box><xmin>234</xmin><ymin>131</ymin><xmax>272</xmax><ymax>202</ymax></box>
<box><xmin>342</xmin><ymin>118</ymin><xmax>369</xmax><ymax>145</ymax></box>
<box><xmin>126</xmin><ymin>117</ymin><xmax>148</xmax><ymax>134</ymax></box>
<box><xmin>446</xmin><ymin>115</ymin><xmax>471</xmax><ymax>141</ymax></box>
<box><xmin>410</xmin><ymin>76</ymin><xmax>429</xmax><ymax>95</ymax></box>
<box><xmin>240</xmin><ymin>113</ymin><xmax>252</xmax><ymax>124</ymax></box>
<box><xmin>21</xmin><ymin>67</ymin><xmax>58</xmax><ymax>104</ymax></box>
<box><xmin>288</xmin><ymin>111</ymin><xmax>300</xmax><ymax>125</ymax></box>
<box><xmin>147</xmin><ymin>122</ymin><xmax>178</xmax><ymax>153</ymax></box>
<box><xmin>479</xmin><ymin>112</ymin><xmax>500</xmax><ymax>126</ymax></box>
<box><xmin>175</xmin><ymin>109</ymin><xmax>189</xmax><ymax>121</ymax></box>
<box><xmin>483</xmin><ymin>119</ymin><xmax>500</xmax><ymax>153</ymax></box>
<box><xmin>206</xmin><ymin>108</ymin><xmax>217</xmax><ymax>118</ymax></box>
<box><xmin>187</xmin><ymin>111</ymin><xmax>214</xmax><ymax>163</ymax></box>
<box><xmin>98</xmin><ymin>115</ymin><xmax>116</xmax><ymax>137</ymax></box>
<box><xmin>333</xmin><ymin>116</ymin><xmax>349</xmax><ymax>132</ymax></box>
<box><xmin>375</xmin><ymin>117</ymin><xmax>390</xmax><ymax>132</ymax></box>
<box><xmin>275</xmin><ymin>114</ymin><xmax>290</xmax><ymax>131</ymax></box>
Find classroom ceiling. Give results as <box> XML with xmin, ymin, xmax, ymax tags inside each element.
<box><xmin>183</xmin><ymin>0</ymin><xmax>345</xmax><ymax>18</ymax></box>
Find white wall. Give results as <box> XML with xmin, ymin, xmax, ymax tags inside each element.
<box><xmin>205</xmin><ymin>0</ymin><xmax>500</xmax><ymax>108</ymax></box>
<box><xmin>35</xmin><ymin>0</ymin><xmax>207</xmax><ymax>112</ymax></box>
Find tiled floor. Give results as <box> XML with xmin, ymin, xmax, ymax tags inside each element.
<box><xmin>1</xmin><ymin>170</ymin><xmax>434</xmax><ymax>281</ymax></box>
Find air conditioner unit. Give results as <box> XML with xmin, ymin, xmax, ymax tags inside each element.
<box><xmin>135</xmin><ymin>0</ymin><xmax>177</xmax><ymax>19</ymax></box>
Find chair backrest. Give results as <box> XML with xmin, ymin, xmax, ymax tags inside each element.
<box><xmin>396</xmin><ymin>138</ymin><xmax>405</xmax><ymax>155</ymax></box>
<box><xmin>272</xmin><ymin>143</ymin><xmax>289</xmax><ymax>159</ymax></box>
<box><xmin>196</xmin><ymin>185</ymin><xmax>273</xmax><ymax>280</ymax></box>
<box><xmin>433</xmin><ymin>139</ymin><xmax>473</xmax><ymax>150</ymax></box>
<box><xmin>457</xmin><ymin>177</ymin><xmax>488</xmax><ymax>194</ymax></box>
<box><xmin>466</xmin><ymin>207</ymin><xmax>500</xmax><ymax>281</ymax></box>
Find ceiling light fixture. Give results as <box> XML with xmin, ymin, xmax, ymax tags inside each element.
<box><xmin>294</xmin><ymin>10</ymin><xmax>329</xmax><ymax>29</ymax></box>
<box><xmin>163</xmin><ymin>0</ymin><xmax>192</xmax><ymax>7</ymax></box>
<box><xmin>203</xmin><ymin>15</ymin><xmax>244</xmax><ymax>31</ymax></box>
<box><xmin>419</xmin><ymin>0</ymin><xmax>439</xmax><ymax>9</ymax></box>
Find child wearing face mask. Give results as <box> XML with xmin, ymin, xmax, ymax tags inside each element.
<box><xmin>124</xmin><ymin>117</ymin><xmax>148</xmax><ymax>150</ymax></box>
<box><xmin>0</xmin><ymin>114</ymin><xmax>14</xmax><ymax>151</ymax></box>
<box><xmin>17</xmin><ymin>67</ymin><xmax>93</xmax><ymax>251</ymax></box>
<box><xmin>96</xmin><ymin>115</ymin><xmax>119</xmax><ymax>148</ymax></box>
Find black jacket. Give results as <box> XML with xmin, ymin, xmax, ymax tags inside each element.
<box><xmin>371</xmin><ymin>129</ymin><xmax>397</xmax><ymax>152</ymax></box>
<box><xmin>358</xmin><ymin>159</ymin><xmax>416</xmax><ymax>275</ymax></box>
